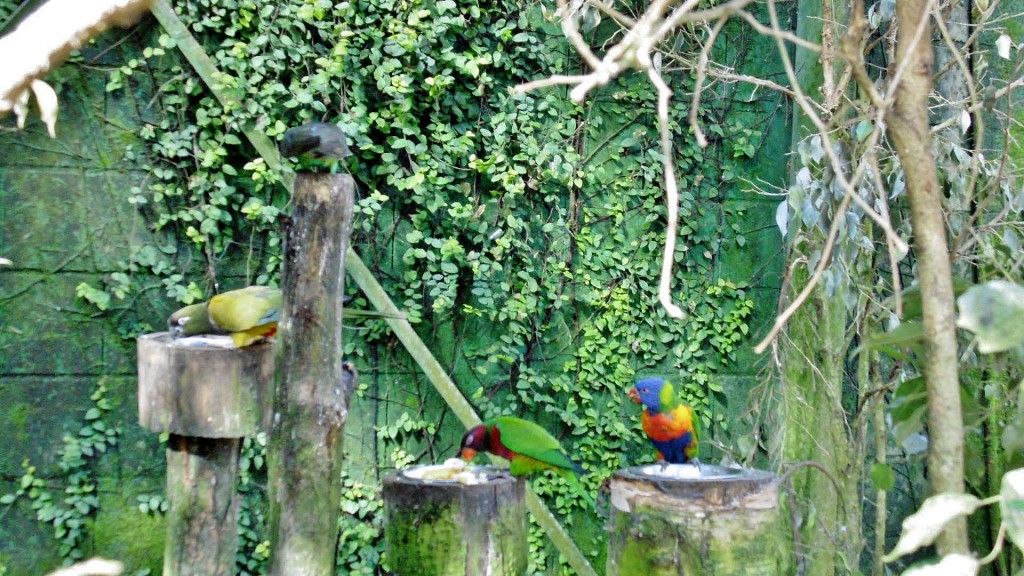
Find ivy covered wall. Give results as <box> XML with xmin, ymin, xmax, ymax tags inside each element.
<box><xmin>0</xmin><ymin>1</ymin><xmax>788</xmax><ymax>574</ymax></box>
<box><xmin>0</xmin><ymin>28</ymin><xmax>169</xmax><ymax>574</ymax></box>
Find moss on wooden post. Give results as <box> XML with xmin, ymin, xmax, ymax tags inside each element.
<box><xmin>163</xmin><ymin>434</ymin><xmax>241</xmax><ymax>574</ymax></box>
<box><xmin>606</xmin><ymin>465</ymin><xmax>790</xmax><ymax>576</ymax></box>
<box><xmin>266</xmin><ymin>172</ymin><xmax>356</xmax><ymax>575</ymax></box>
<box><xmin>383</xmin><ymin>467</ymin><xmax>527</xmax><ymax>576</ymax></box>
<box><xmin>136</xmin><ymin>333</ymin><xmax>274</xmax><ymax>576</ymax></box>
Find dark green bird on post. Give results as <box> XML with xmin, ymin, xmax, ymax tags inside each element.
<box><xmin>279</xmin><ymin>122</ymin><xmax>351</xmax><ymax>173</ymax></box>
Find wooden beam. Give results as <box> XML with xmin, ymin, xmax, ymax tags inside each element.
<box><xmin>266</xmin><ymin>173</ymin><xmax>356</xmax><ymax>575</ymax></box>
<box><xmin>148</xmin><ymin>0</ymin><xmax>289</xmax><ymax>184</ymax></box>
<box><xmin>346</xmin><ymin>253</ymin><xmax>598</xmax><ymax>576</ymax></box>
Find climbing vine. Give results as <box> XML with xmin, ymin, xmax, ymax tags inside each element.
<box><xmin>0</xmin><ymin>379</ymin><xmax>120</xmax><ymax>565</ymax></box>
<box><xmin>73</xmin><ymin>0</ymin><xmax>775</xmax><ymax>572</ymax></box>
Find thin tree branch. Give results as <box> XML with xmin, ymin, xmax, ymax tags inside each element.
<box><xmin>754</xmin><ymin>193</ymin><xmax>853</xmax><ymax>354</ymax></box>
<box><xmin>689</xmin><ymin>19</ymin><xmax>728</xmax><ymax>148</ymax></box>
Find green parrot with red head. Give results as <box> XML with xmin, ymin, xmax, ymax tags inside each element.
<box><xmin>628</xmin><ymin>377</ymin><xmax>701</xmax><ymax>465</ymax></box>
<box><xmin>458</xmin><ymin>416</ymin><xmax>593</xmax><ymax>507</ymax></box>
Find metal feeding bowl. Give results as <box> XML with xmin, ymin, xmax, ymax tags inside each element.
<box><xmin>400</xmin><ymin>460</ymin><xmax>511</xmax><ymax>485</ymax></box>
<box><xmin>613</xmin><ymin>464</ymin><xmax>776</xmax><ymax>503</ymax></box>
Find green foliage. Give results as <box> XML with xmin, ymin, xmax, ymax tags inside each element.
<box><xmin>377</xmin><ymin>411</ymin><xmax>439</xmax><ymax>469</ymax></box>
<box><xmin>237</xmin><ymin>433</ymin><xmax>270</xmax><ymax>576</ymax></box>
<box><xmin>83</xmin><ymin>0</ymin><xmax>768</xmax><ymax>572</ymax></box>
<box><xmin>0</xmin><ymin>380</ymin><xmax>120</xmax><ymax>564</ymax></box>
<box><xmin>336</xmin><ymin>471</ymin><xmax>386</xmax><ymax>575</ymax></box>
<box><xmin>0</xmin><ymin>0</ymin><xmax>21</xmax><ymax>27</ymax></box>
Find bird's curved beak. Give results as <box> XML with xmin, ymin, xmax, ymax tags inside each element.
<box><xmin>169</xmin><ymin>320</ymin><xmax>186</xmax><ymax>339</ymax></box>
<box><xmin>460</xmin><ymin>447</ymin><xmax>477</xmax><ymax>462</ymax></box>
<box><xmin>627</xmin><ymin>387</ymin><xmax>641</xmax><ymax>403</ymax></box>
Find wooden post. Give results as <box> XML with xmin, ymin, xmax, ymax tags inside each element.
<box><xmin>267</xmin><ymin>172</ymin><xmax>356</xmax><ymax>575</ymax></box>
<box><xmin>383</xmin><ymin>466</ymin><xmax>527</xmax><ymax>576</ymax></box>
<box><xmin>606</xmin><ymin>465</ymin><xmax>791</xmax><ymax>576</ymax></box>
<box><xmin>136</xmin><ymin>333</ymin><xmax>274</xmax><ymax>576</ymax></box>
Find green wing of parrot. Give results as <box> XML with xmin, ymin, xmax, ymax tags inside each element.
<box><xmin>491</xmin><ymin>416</ymin><xmax>582</xmax><ymax>475</ymax></box>
<box><xmin>207</xmin><ymin>286</ymin><xmax>282</xmax><ymax>332</ymax></box>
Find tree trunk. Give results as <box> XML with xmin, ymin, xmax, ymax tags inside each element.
<box><xmin>267</xmin><ymin>173</ymin><xmax>357</xmax><ymax>575</ymax></box>
<box><xmin>775</xmin><ymin>271</ymin><xmax>856</xmax><ymax>575</ymax></box>
<box><xmin>888</xmin><ymin>0</ymin><xmax>968</xmax><ymax>554</ymax></box>
<box><xmin>163</xmin><ymin>435</ymin><xmax>241</xmax><ymax>576</ymax></box>
<box><xmin>606</xmin><ymin>465</ymin><xmax>789</xmax><ymax>575</ymax></box>
<box><xmin>776</xmin><ymin>0</ymin><xmax>862</xmax><ymax>572</ymax></box>
<box><xmin>136</xmin><ymin>332</ymin><xmax>275</xmax><ymax>575</ymax></box>
<box><xmin>383</xmin><ymin>467</ymin><xmax>527</xmax><ymax>576</ymax></box>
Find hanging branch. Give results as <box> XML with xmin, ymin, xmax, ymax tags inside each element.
<box><xmin>0</xmin><ymin>0</ymin><xmax>153</xmax><ymax>114</ymax></box>
<box><xmin>515</xmin><ymin>0</ymin><xmax>912</xmax><ymax>322</ymax></box>
<box><xmin>515</xmin><ymin>0</ymin><xmax>758</xmax><ymax>318</ymax></box>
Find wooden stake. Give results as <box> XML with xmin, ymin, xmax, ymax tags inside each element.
<box><xmin>267</xmin><ymin>172</ymin><xmax>356</xmax><ymax>576</ymax></box>
<box><xmin>163</xmin><ymin>435</ymin><xmax>241</xmax><ymax>575</ymax></box>
<box><xmin>606</xmin><ymin>465</ymin><xmax>790</xmax><ymax>576</ymax></box>
<box><xmin>383</xmin><ymin>467</ymin><xmax>527</xmax><ymax>576</ymax></box>
<box><xmin>136</xmin><ymin>333</ymin><xmax>274</xmax><ymax>576</ymax></box>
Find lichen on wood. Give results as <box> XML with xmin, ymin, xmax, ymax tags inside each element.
<box><xmin>606</xmin><ymin>466</ymin><xmax>790</xmax><ymax>576</ymax></box>
<box><xmin>383</xmin><ymin>467</ymin><xmax>527</xmax><ymax>576</ymax></box>
<box><xmin>266</xmin><ymin>172</ymin><xmax>356</xmax><ymax>575</ymax></box>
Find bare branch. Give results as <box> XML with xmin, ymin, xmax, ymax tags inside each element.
<box><xmin>514</xmin><ymin>74</ymin><xmax>593</xmax><ymax>94</ymax></box>
<box><xmin>931</xmin><ymin>74</ymin><xmax>1024</xmax><ymax>133</ymax></box>
<box><xmin>649</xmin><ymin>65</ymin><xmax>687</xmax><ymax>318</ymax></box>
<box><xmin>754</xmin><ymin>193</ymin><xmax>853</xmax><ymax>354</ymax></box>
<box><xmin>689</xmin><ymin>19</ymin><xmax>728</xmax><ymax>148</ymax></box>
<box><xmin>587</xmin><ymin>0</ymin><xmax>637</xmax><ymax>28</ymax></box>
<box><xmin>735</xmin><ymin>10</ymin><xmax>822</xmax><ymax>51</ymax></box>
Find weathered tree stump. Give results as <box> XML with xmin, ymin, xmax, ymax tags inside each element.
<box><xmin>383</xmin><ymin>466</ymin><xmax>528</xmax><ymax>576</ymax></box>
<box><xmin>607</xmin><ymin>464</ymin><xmax>791</xmax><ymax>576</ymax></box>
<box><xmin>136</xmin><ymin>333</ymin><xmax>274</xmax><ymax>576</ymax></box>
<box><xmin>266</xmin><ymin>172</ymin><xmax>356</xmax><ymax>576</ymax></box>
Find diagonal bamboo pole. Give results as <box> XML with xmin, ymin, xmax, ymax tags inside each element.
<box><xmin>345</xmin><ymin>254</ymin><xmax>597</xmax><ymax>576</ymax></box>
<box><xmin>151</xmin><ymin>2</ymin><xmax>596</xmax><ymax>574</ymax></box>
<box><xmin>149</xmin><ymin>0</ymin><xmax>290</xmax><ymax>185</ymax></box>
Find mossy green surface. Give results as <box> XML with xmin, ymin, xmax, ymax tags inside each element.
<box><xmin>607</xmin><ymin>503</ymin><xmax>790</xmax><ymax>576</ymax></box>
<box><xmin>92</xmin><ymin>492</ymin><xmax>165</xmax><ymax>575</ymax></box>
<box><xmin>386</xmin><ymin>500</ymin><xmax>465</xmax><ymax>576</ymax></box>
<box><xmin>384</xmin><ymin>490</ymin><xmax>527</xmax><ymax>576</ymax></box>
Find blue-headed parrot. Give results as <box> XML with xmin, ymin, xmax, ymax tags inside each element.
<box><xmin>628</xmin><ymin>377</ymin><xmax>701</xmax><ymax>466</ymax></box>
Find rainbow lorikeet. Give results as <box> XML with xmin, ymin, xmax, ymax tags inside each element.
<box><xmin>628</xmin><ymin>377</ymin><xmax>701</xmax><ymax>465</ymax></box>
<box><xmin>168</xmin><ymin>287</ymin><xmax>402</xmax><ymax>347</ymax></box>
<box><xmin>279</xmin><ymin>122</ymin><xmax>350</xmax><ymax>173</ymax></box>
<box><xmin>459</xmin><ymin>416</ymin><xmax>593</xmax><ymax>507</ymax></box>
